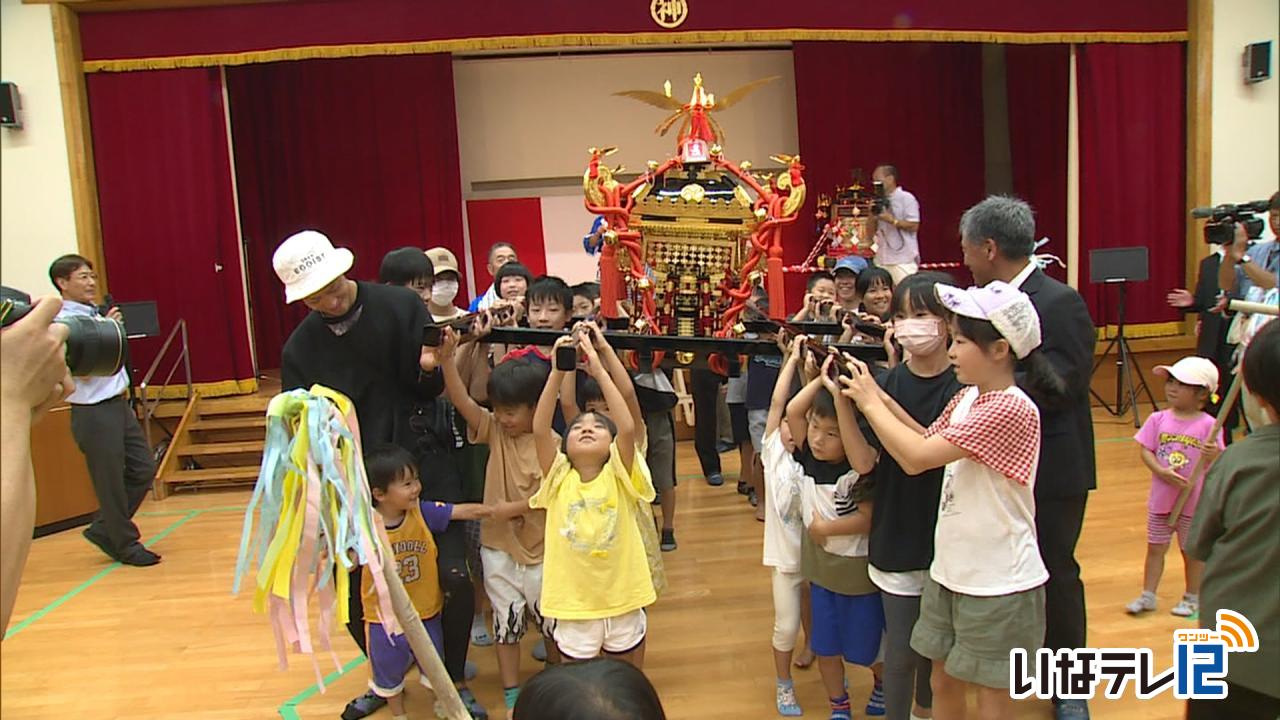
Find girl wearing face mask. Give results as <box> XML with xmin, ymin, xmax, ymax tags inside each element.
<box><xmin>424</xmin><ymin>248</ymin><xmax>468</xmax><ymax>322</ymax></box>
<box><xmin>861</xmin><ymin>271</ymin><xmax>962</xmax><ymax>720</ymax></box>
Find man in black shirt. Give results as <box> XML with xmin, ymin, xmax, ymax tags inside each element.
<box><xmin>273</xmin><ymin>231</ymin><xmax>449</xmax><ymax>720</ymax></box>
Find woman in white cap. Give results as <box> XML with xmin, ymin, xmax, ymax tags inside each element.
<box><xmin>839</xmin><ymin>281</ymin><xmax>1063</xmax><ymax>720</ymax></box>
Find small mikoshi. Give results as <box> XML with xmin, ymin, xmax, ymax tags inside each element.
<box><xmin>585</xmin><ymin>73</ymin><xmax>806</xmax><ymax>348</ymax></box>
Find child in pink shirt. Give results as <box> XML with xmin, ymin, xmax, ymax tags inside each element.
<box><xmin>1127</xmin><ymin>356</ymin><xmax>1224</xmax><ymax>618</ymax></box>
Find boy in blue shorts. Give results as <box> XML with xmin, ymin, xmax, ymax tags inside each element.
<box><xmin>778</xmin><ymin>349</ymin><xmax>885</xmax><ymax>719</ymax></box>
<box><xmin>361</xmin><ymin>444</ymin><xmax>491</xmax><ymax>720</ymax></box>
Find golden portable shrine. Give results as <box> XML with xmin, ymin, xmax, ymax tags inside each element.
<box><xmin>584</xmin><ymin>73</ymin><xmax>805</xmax><ymax>339</ymax></box>
<box><xmin>483</xmin><ymin>74</ymin><xmax>885</xmax><ymax>368</ymax></box>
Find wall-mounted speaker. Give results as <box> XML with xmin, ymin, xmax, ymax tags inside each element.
<box><xmin>0</xmin><ymin>82</ymin><xmax>21</xmax><ymax>128</ymax></box>
<box><xmin>1245</xmin><ymin>41</ymin><xmax>1271</xmax><ymax>84</ymax></box>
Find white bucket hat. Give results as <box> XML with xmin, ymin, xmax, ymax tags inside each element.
<box><xmin>935</xmin><ymin>280</ymin><xmax>1043</xmax><ymax>359</ymax></box>
<box><xmin>273</xmin><ymin>230</ymin><xmax>354</xmax><ymax>304</ymax></box>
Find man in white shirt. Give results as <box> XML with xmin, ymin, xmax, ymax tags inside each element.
<box><xmin>869</xmin><ymin>165</ymin><xmax>922</xmax><ymax>284</ymax></box>
<box><xmin>467</xmin><ymin>242</ymin><xmax>518</xmax><ymax>312</ymax></box>
<box><xmin>50</xmin><ymin>254</ymin><xmax>159</xmax><ymax>567</ymax></box>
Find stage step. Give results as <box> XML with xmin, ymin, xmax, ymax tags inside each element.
<box><xmin>167</xmin><ymin>465</ymin><xmax>262</xmax><ymax>484</ymax></box>
<box><xmin>190</xmin><ymin>416</ymin><xmax>268</xmax><ymax>431</ymax></box>
<box><xmin>182</xmin><ymin>440</ymin><xmax>265</xmax><ymax>456</ymax></box>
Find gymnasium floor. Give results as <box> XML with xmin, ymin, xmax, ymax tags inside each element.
<box><xmin>1</xmin><ymin>409</ymin><xmax>1192</xmax><ymax>719</ymax></box>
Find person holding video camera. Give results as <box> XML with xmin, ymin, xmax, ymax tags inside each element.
<box><xmin>48</xmin><ymin>254</ymin><xmax>160</xmax><ymax>568</ymax></box>
<box><xmin>1218</xmin><ymin>191</ymin><xmax>1280</xmax><ymax>431</ymax></box>
<box><xmin>868</xmin><ymin>165</ymin><xmax>921</xmax><ymax>285</ymax></box>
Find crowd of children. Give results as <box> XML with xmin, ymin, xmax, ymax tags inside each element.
<box><xmin>303</xmin><ymin>222</ymin><xmax>1277</xmax><ymax>720</ymax></box>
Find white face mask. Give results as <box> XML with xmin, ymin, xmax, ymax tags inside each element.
<box><xmin>431</xmin><ymin>279</ymin><xmax>458</xmax><ymax>306</ymax></box>
<box><xmin>893</xmin><ymin>317</ymin><xmax>947</xmax><ymax>356</ymax></box>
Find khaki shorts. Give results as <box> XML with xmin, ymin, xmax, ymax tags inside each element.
<box><xmin>910</xmin><ymin>577</ymin><xmax>1045</xmax><ymax>689</ymax></box>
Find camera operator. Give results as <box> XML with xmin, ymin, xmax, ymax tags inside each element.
<box><xmin>50</xmin><ymin>255</ymin><xmax>160</xmax><ymax>568</ymax></box>
<box><xmin>868</xmin><ymin>165</ymin><xmax>921</xmax><ymax>284</ymax></box>
<box><xmin>2</xmin><ymin>295</ymin><xmax>73</xmax><ymax>633</ymax></box>
<box><xmin>1219</xmin><ymin>192</ymin><xmax>1280</xmax><ymax>430</ymax></box>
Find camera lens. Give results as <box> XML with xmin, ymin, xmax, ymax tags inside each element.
<box><xmin>59</xmin><ymin>314</ymin><xmax>126</xmax><ymax>376</ymax></box>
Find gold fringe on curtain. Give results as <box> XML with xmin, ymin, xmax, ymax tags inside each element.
<box><xmin>136</xmin><ymin>377</ymin><xmax>259</xmax><ymax>400</ymax></box>
<box><xmin>83</xmin><ymin>28</ymin><xmax>1190</xmax><ymax>73</ymax></box>
<box><xmin>1095</xmin><ymin>321</ymin><xmax>1186</xmax><ymax>341</ymax></box>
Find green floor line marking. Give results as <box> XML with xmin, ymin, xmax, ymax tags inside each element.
<box><xmin>4</xmin><ymin>510</ymin><xmax>199</xmax><ymax>640</ymax></box>
<box><xmin>278</xmin><ymin>656</ymin><xmax>367</xmax><ymax>720</ymax></box>
<box><xmin>139</xmin><ymin>505</ymin><xmax>247</xmax><ymax>517</ymax></box>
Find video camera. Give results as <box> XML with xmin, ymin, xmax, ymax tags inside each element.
<box><xmin>870</xmin><ymin>180</ymin><xmax>889</xmax><ymax>216</ymax></box>
<box><xmin>1191</xmin><ymin>200</ymin><xmax>1268</xmax><ymax>244</ymax></box>
<box><xmin>0</xmin><ymin>297</ymin><xmax>126</xmax><ymax>376</ymax></box>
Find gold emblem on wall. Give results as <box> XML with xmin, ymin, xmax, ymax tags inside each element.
<box><xmin>650</xmin><ymin>0</ymin><xmax>688</xmax><ymax>28</ymax></box>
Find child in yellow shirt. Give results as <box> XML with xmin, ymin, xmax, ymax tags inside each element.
<box><xmin>529</xmin><ymin>333</ymin><xmax>656</xmax><ymax>662</ymax></box>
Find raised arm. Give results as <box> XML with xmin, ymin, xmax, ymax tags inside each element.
<box><xmin>765</xmin><ymin>334</ymin><xmax>805</xmax><ymax>436</ymax></box>
<box><xmin>583</xmin><ymin>321</ymin><xmax>644</xmax><ymax>431</ymax></box>
<box><xmin>578</xmin><ymin>334</ymin><xmax>635</xmax><ymax>471</ymax></box>
<box><xmin>534</xmin><ymin>336</ymin><xmax>576</xmax><ymax>475</ymax></box>
<box><xmin>439</xmin><ymin>327</ymin><xmax>487</xmax><ymax>432</ymax></box>
<box><xmin>785</xmin><ymin>372</ymin><xmax>824</xmax><ymax>453</ymax></box>
<box><xmin>819</xmin><ymin>356</ymin><xmax>877</xmax><ymax>474</ymax></box>
<box><xmin>839</xmin><ymin>359</ymin><xmax>965</xmax><ymax>476</ymax></box>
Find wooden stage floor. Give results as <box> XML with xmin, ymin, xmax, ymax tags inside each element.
<box><xmin>1</xmin><ymin>408</ymin><xmax>1195</xmax><ymax>719</ymax></box>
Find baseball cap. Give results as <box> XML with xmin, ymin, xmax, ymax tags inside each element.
<box><xmin>273</xmin><ymin>230</ymin><xmax>355</xmax><ymax>304</ymax></box>
<box><xmin>833</xmin><ymin>255</ymin><xmax>868</xmax><ymax>275</ymax></box>
<box><xmin>425</xmin><ymin>247</ymin><xmax>460</xmax><ymax>276</ymax></box>
<box><xmin>935</xmin><ymin>280</ymin><xmax>1042</xmax><ymax>359</ymax></box>
<box><xmin>1154</xmin><ymin>357</ymin><xmax>1219</xmax><ymax>390</ymax></box>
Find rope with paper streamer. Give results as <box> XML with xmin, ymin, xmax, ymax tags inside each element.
<box><xmin>232</xmin><ymin>385</ymin><xmax>396</xmax><ymax>691</ymax></box>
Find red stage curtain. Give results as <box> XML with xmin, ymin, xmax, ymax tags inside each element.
<box><xmin>791</xmin><ymin>41</ymin><xmax>986</xmax><ymax>303</ymax></box>
<box><xmin>464</xmin><ymin>198</ymin><xmax>547</xmax><ymax>302</ymax></box>
<box><xmin>1006</xmin><ymin>44</ymin><xmax>1070</xmax><ymax>283</ymax></box>
<box><xmin>1077</xmin><ymin>43</ymin><xmax>1186</xmax><ymax>327</ymax></box>
<box><xmin>86</xmin><ymin>67</ymin><xmax>254</xmax><ymax>393</ymax></box>
<box><xmin>226</xmin><ymin>53</ymin><xmax>464</xmax><ymax>370</ymax></box>
<box><xmin>80</xmin><ymin>0</ymin><xmax>1186</xmax><ymax>67</ymax></box>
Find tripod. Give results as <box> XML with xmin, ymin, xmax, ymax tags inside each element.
<box><xmin>1090</xmin><ymin>280</ymin><xmax>1158</xmax><ymax>427</ymax></box>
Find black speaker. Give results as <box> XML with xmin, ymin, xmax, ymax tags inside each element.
<box><xmin>1245</xmin><ymin>41</ymin><xmax>1272</xmax><ymax>84</ymax></box>
<box><xmin>0</xmin><ymin>82</ymin><xmax>20</xmax><ymax>128</ymax></box>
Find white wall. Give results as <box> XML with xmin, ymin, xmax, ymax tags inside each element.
<box><xmin>1210</xmin><ymin>0</ymin><xmax>1279</xmax><ymax>228</ymax></box>
<box><xmin>0</xmin><ymin>0</ymin><xmax>79</xmax><ymax>297</ymax></box>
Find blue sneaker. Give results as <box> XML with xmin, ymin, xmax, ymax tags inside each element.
<box><xmin>776</xmin><ymin>680</ymin><xmax>802</xmax><ymax>716</ymax></box>
<box><xmin>532</xmin><ymin>637</ymin><xmax>547</xmax><ymax>662</ymax></box>
<box><xmin>707</xmin><ymin>472</ymin><xmax>725</xmax><ymax>487</ymax></box>
<box><xmin>464</xmin><ymin>660</ymin><xmax>478</xmax><ymax>681</ymax></box>
<box><xmin>341</xmin><ymin>690</ymin><xmax>387</xmax><ymax>720</ymax></box>
<box><xmin>1054</xmin><ymin>699</ymin><xmax>1090</xmax><ymax>719</ymax></box>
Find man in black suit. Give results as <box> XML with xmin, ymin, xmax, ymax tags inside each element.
<box><xmin>959</xmin><ymin>196</ymin><xmax>1097</xmax><ymax>720</ymax></box>
<box><xmin>1167</xmin><ymin>250</ymin><xmax>1237</xmax><ymax>439</ymax></box>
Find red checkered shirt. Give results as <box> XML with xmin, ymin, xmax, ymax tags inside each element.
<box><xmin>924</xmin><ymin>387</ymin><xmax>1040</xmax><ymax>486</ymax></box>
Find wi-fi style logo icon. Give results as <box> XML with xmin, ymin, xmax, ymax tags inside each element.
<box><xmin>1215</xmin><ymin>610</ymin><xmax>1259</xmax><ymax>652</ymax></box>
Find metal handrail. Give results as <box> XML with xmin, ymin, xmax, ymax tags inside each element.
<box><xmin>138</xmin><ymin>319</ymin><xmax>193</xmax><ymax>449</ymax></box>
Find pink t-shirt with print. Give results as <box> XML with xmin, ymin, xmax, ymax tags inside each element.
<box><xmin>1134</xmin><ymin>409</ymin><xmax>1224</xmax><ymax>515</ymax></box>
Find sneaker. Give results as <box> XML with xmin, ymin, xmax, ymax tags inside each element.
<box><xmin>118</xmin><ymin>544</ymin><xmax>161</xmax><ymax>567</ymax></box>
<box><xmin>459</xmin><ymin>687</ymin><xmax>488</xmax><ymax>719</ymax></box>
<box><xmin>532</xmin><ymin>637</ymin><xmax>547</xmax><ymax>662</ymax></box>
<box><xmin>1171</xmin><ymin>596</ymin><xmax>1198</xmax><ymax>617</ymax></box>
<box><xmin>471</xmin><ymin>615</ymin><xmax>494</xmax><ymax>647</ymax></box>
<box><xmin>776</xmin><ymin>681</ymin><xmax>802</xmax><ymax>717</ymax></box>
<box><xmin>660</xmin><ymin>528</ymin><xmax>677</xmax><ymax>552</ymax></box>
<box><xmin>464</xmin><ymin>660</ymin><xmax>478</xmax><ymax>681</ymax></box>
<box><xmin>707</xmin><ymin>472</ymin><xmax>725</xmax><ymax>487</ymax></box>
<box><xmin>737</xmin><ymin>480</ymin><xmax>750</xmax><ymax>495</ymax></box>
<box><xmin>865</xmin><ymin>679</ymin><xmax>886</xmax><ymax>716</ymax></box>
<box><xmin>1125</xmin><ymin>592</ymin><xmax>1156</xmax><ymax>615</ymax></box>
<box><xmin>748</xmin><ymin>488</ymin><xmax>759</xmax><ymax>507</ymax></box>
<box><xmin>341</xmin><ymin>690</ymin><xmax>387</xmax><ymax>720</ymax></box>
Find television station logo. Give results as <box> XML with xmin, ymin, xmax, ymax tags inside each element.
<box><xmin>1010</xmin><ymin>609</ymin><xmax>1259</xmax><ymax>701</ymax></box>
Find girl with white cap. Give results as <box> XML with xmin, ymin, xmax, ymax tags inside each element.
<box><xmin>838</xmin><ymin>280</ymin><xmax>1062</xmax><ymax>720</ymax></box>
